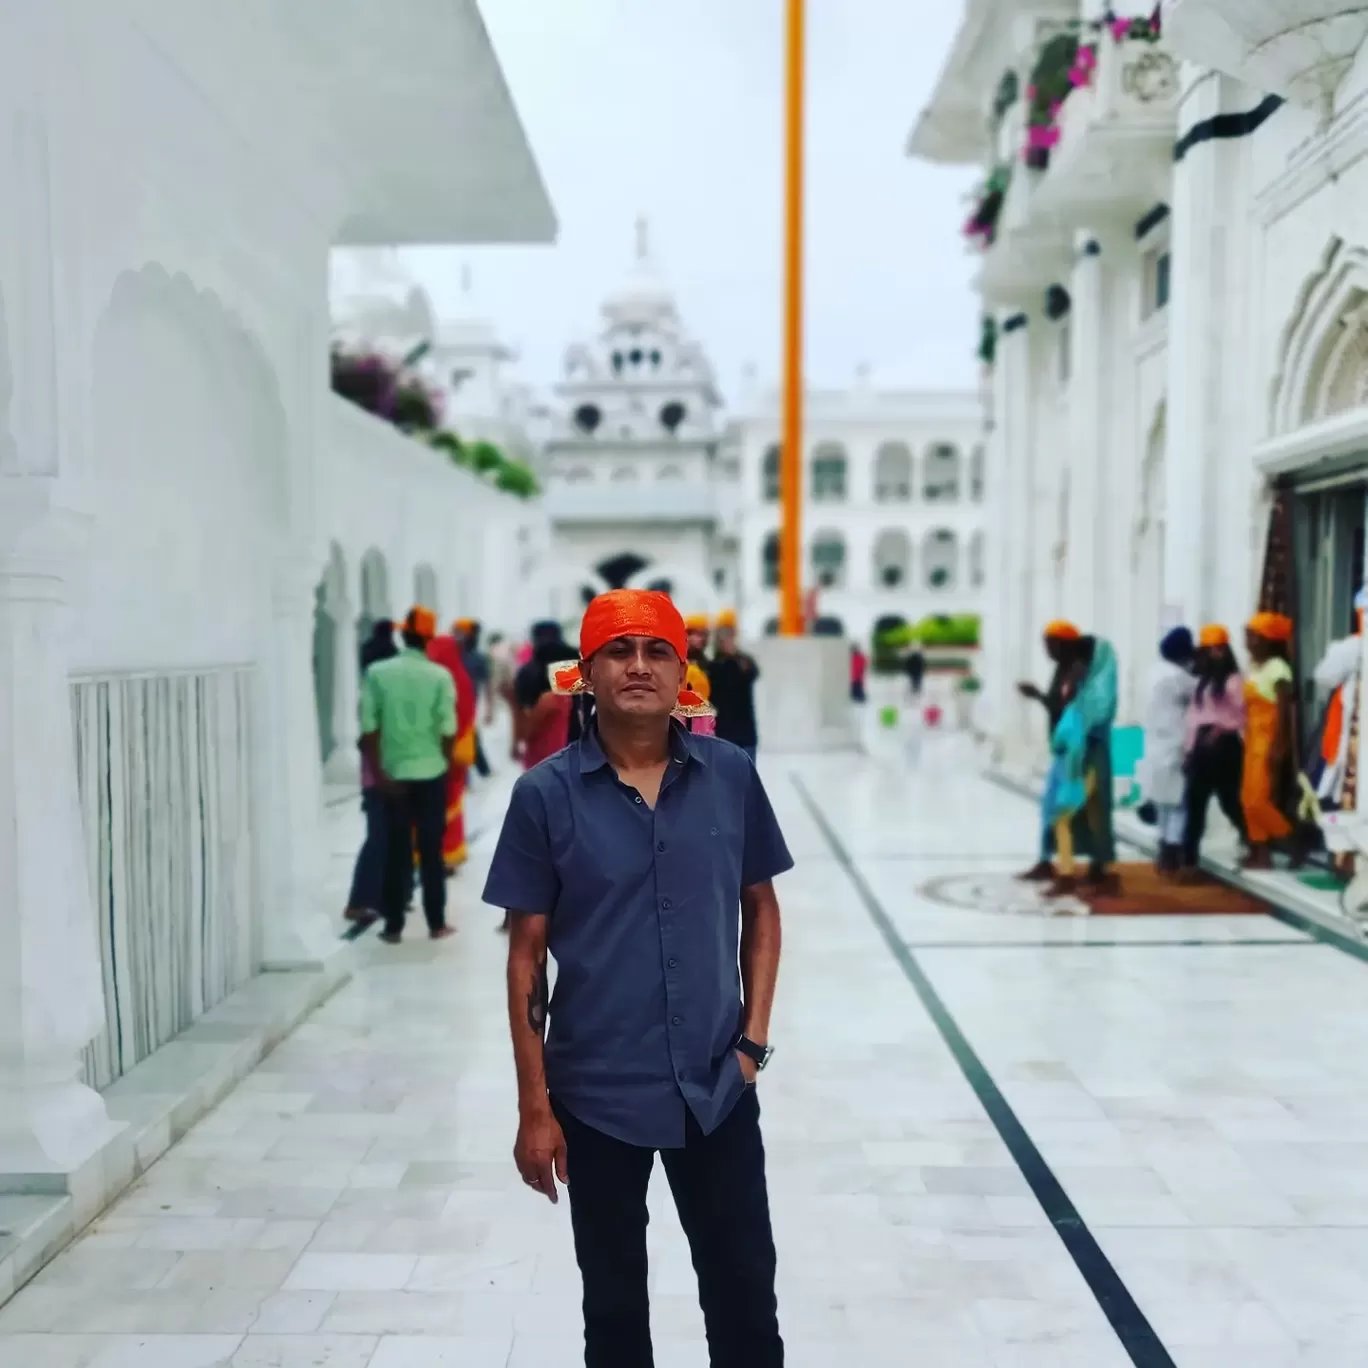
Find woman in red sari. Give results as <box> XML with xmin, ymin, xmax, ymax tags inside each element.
<box><xmin>426</xmin><ymin>627</ymin><xmax>477</xmax><ymax>873</ymax></box>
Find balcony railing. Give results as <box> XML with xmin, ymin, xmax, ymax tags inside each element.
<box><xmin>544</xmin><ymin>482</ymin><xmax>717</xmax><ymax>524</ymax></box>
<box><xmin>1033</xmin><ymin>31</ymin><xmax>1180</xmax><ymax>220</ymax></box>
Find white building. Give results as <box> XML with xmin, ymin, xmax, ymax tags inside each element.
<box><xmin>912</xmin><ymin>0</ymin><xmax>1368</xmax><ymax>782</ymax></box>
<box><xmin>542</xmin><ymin>223</ymin><xmax>729</xmax><ymax>625</ymax></box>
<box><xmin>0</xmin><ymin>0</ymin><xmax>553</xmax><ymax>1251</ymax></box>
<box><xmin>726</xmin><ymin>370</ymin><xmax>986</xmax><ymax>646</ymax></box>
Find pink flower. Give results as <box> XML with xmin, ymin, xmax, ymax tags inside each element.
<box><xmin>1026</xmin><ymin>84</ymin><xmax>1037</xmax><ymax>99</ymax></box>
<box><xmin>1026</xmin><ymin>122</ymin><xmax>1060</xmax><ymax>150</ymax></box>
<box><xmin>1110</xmin><ymin>17</ymin><xmax>1131</xmax><ymax>41</ymax></box>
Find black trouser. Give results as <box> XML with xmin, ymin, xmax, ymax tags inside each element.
<box><xmin>346</xmin><ymin>788</ymin><xmax>386</xmax><ymax>912</ymax></box>
<box><xmin>552</xmin><ymin>1088</ymin><xmax>782</xmax><ymax>1368</ymax></box>
<box><xmin>1183</xmin><ymin>731</ymin><xmax>1246</xmax><ymax>867</ymax></box>
<box><xmin>379</xmin><ymin>776</ymin><xmax>447</xmax><ymax>935</ymax></box>
<box><xmin>473</xmin><ymin>728</ymin><xmax>491</xmax><ymax>778</ymax></box>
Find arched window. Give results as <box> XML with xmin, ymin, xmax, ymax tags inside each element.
<box><xmin>413</xmin><ymin>563</ymin><xmax>439</xmax><ymax>614</ymax></box>
<box><xmin>873</xmin><ymin>529</ymin><xmax>911</xmax><ymax>589</ymax></box>
<box><xmin>658</xmin><ymin>464</ymin><xmax>684</xmax><ymax>480</ymax></box>
<box><xmin>810</xmin><ymin>531</ymin><xmax>846</xmax><ymax>590</ymax></box>
<box><xmin>811</xmin><ymin>616</ymin><xmax>845</xmax><ymax>637</ymax></box>
<box><xmin>611</xmin><ymin>465</ymin><xmax>638</xmax><ymax>482</ymax></box>
<box><xmin>925</xmin><ymin>529</ymin><xmax>959</xmax><ymax>589</ymax></box>
<box><xmin>761</xmin><ymin>444</ymin><xmax>780</xmax><ymax>501</ymax></box>
<box><xmin>762</xmin><ymin>531</ymin><xmax>781</xmax><ymax>589</ymax></box>
<box><xmin>763</xmin><ymin>617</ymin><xmax>779</xmax><ymax>636</ymax></box>
<box><xmin>874</xmin><ymin>441</ymin><xmax>913</xmax><ymax>502</ymax></box>
<box><xmin>970</xmin><ymin>445</ymin><xmax>985</xmax><ymax>501</ymax></box>
<box><xmin>969</xmin><ymin>531</ymin><xmax>986</xmax><ymax>587</ymax></box>
<box><xmin>924</xmin><ymin>443</ymin><xmax>961</xmax><ymax>502</ymax></box>
<box><xmin>811</xmin><ymin>441</ymin><xmax>848</xmax><ymax>502</ymax></box>
<box><xmin>564</xmin><ymin>465</ymin><xmax>593</xmax><ymax>484</ymax></box>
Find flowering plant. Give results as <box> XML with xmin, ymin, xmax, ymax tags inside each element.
<box><xmin>1069</xmin><ymin>42</ymin><xmax>1097</xmax><ymax>89</ymax></box>
<box><xmin>962</xmin><ymin>165</ymin><xmax>1011</xmax><ymax>247</ymax></box>
<box><xmin>1022</xmin><ymin>32</ymin><xmax>1079</xmax><ymax>167</ymax></box>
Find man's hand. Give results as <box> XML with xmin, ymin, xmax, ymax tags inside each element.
<box><xmin>1016</xmin><ymin>681</ymin><xmax>1040</xmax><ymax>701</ymax></box>
<box><xmin>735</xmin><ymin>1048</ymin><xmax>759</xmax><ymax>1085</ymax></box>
<box><xmin>514</xmin><ymin>1104</ymin><xmax>568</xmax><ymax>1202</ymax></box>
<box><xmin>375</xmin><ymin>770</ymin><xmax>400</xmax><ymax>797</ymax></box>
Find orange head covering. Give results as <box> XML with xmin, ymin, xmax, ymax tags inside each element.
<box><xmin>553</xmin><ymin>590</ymin><xmax>709</xmax><ymax>714</ymax></box>
<box><xmin>1198</xmin><ymin>624</ymin><xmax>1230</xmax><ymax>648</ymax></box>
<box><xmin>405</xmin><ymin>606</ymin><xmax>437</xmax><ymax>641</ymax></box>
<box><xmin>452</xmin><ymin>617</ymin><xmax>476</xmax><ymax>635</ymax></box>
<box><xmin>1248</xmin><ymin>611</ymin><xmax>1294</xmax><ymax>643</ymax></box>
<box><xmin>1043</xmin><ymin>620</ymin><xmax>1080</xmax><ymax>641</ymax></box>
<box><xmin>683</xmin><ymin>613</ymin><xmax>711</xmax><ymax>633</ymax></box>
<box><xmin>715</xmin><ymin>609</ymin><xmax>737</xmax><ymax>630</ymax></box>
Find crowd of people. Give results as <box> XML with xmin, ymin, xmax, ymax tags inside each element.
<box><xmin>1019</xmin><ymin>595</ymin><xmax>1364</xmax><ymax>894</ymax></box>
<box><xmin>343</xmin><ymin>602</ymin><xmax>763</xmax><ymax>940</ymax></box>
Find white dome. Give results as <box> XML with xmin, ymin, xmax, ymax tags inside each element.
<box><xmin>330</xmin><ymin>249</ymin><xmax>436</xmax><ymax>343</ymax></box>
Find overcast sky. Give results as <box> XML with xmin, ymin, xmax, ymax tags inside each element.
<box><xmin>405</xmin><ymin>0</ymin><xmax>978</xmax><ymax>401</ymax></box>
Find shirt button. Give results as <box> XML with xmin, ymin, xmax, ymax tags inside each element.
<box><xmin>668</xmin><ymin>957</ymin><xmax>677</xmax><ymax>968</ymax></box>
<box><xmin>635</xmin><ymin>795</ymin><xmax>643</xmax><ymax>804</ymax></box>
<box><xmin>661</xmin><ymin>898</ymin><xmax>672</xmax><ymax>910</ymax></box>
<box><xmin>657</xmin><ymin>840</ymin><xmax>666</xmax><ymax>852</ymax></box>
<box><xmin>672</xmin><ymin>1016</ymin><xmax>681</xmax><ymax>1026</ymax></box>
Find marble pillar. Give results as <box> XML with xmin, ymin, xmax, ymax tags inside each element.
<box><xmin>324</xmin><ymin>584</ymin><xmax>360</xmax><ymax>785</ymax></box>
<box><xmin>259</xmin><ymin>555</ymin><xmax>338</xmax><ymax>970</ymax></box>
<box><xmin>993</xmin><ymin>317</ymin><xmax>1035</xmax><ymax>764</ymax></box>
<box><xmin>1164</xmin><ymin>69</ymin><xmax>1241</xmax><ymax>625</ymax></box>
<box><xmin>1065</xmin><ymin>246</ymin><xmax>1105</xmax><ymax>629</ymax></box>
<box><xmin>0</xmin><ymin>488</ymin><xmax>124</xmax><ymax>1187</ymax></box>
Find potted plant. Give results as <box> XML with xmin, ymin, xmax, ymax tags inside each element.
<box><xmin>956</xmin><ymin>675</ymin><xmax>982</xmax><ymax>729</ymax></box>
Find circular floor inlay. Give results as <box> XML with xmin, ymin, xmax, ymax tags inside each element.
<box><xmin>918</xmin><ymin>872</ymin><xmax>1079</xmax><ymax>917</ymax></box>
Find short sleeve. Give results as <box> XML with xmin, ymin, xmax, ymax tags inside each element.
<box><xmin>360</xmin><ymin>669</ymin><xmax>380</xmax><ymax>734</ymax></box>
<box><xmin>1271</xmin><ymin>658</ymin><xmax>1294</xmax><ymax>688</ymax></box>
<box><xmin>481</xmin><ymin>777</ymin><xmax>560</xmax><ymax>916</ymax></box>
<box><xmin>741</xmin><ymin>763</ymin><xmax>794</xmax><ymax>888</ymax></box>
<box><xmin>436</xmin><ymin>670</ymin><xmax>457</xmax><ymax>738</ymax></box>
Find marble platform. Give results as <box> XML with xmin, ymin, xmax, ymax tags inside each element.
<box><xmin>2</xmin><ymin>736</ymin><xmax>1367</xmax><ymax>1365</ymax></box>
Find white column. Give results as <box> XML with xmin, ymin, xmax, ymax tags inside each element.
<box><xmin>324</xmin><ymin>588</ymin><xmax>360</xmax><ymax>785</ymax></box>
<box><xmin>258</xmin><ymin>554</ymin><xmax>338</xmax><ymax>969</ymax></box>
<box><xmin>1064</xmin><ymin>244</ymin><xmax>1105</xmax><ymax>628</ymax></box>
<box><xmin>1164</xmin><ymin>69</ymin><xmax>1238</xmax><ymax>624</ymax></box>
<box><xmin>0</xmin><ymin>489</ymin><xmax>124</xmax><ymax>1186</ymax></box>
<box><xmin>990</xmin><ymin>314</ymin><xmax>1035</xmax><ymax>762</ymax></box>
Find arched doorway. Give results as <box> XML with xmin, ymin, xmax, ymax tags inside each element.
<box><xmin>413</xmin><ymin>562</ymin><xmax>440</xmax><ymax>616</ymax></box>
<box><xmin>597</xmin><ymin>552</ymin><xmax>650</xmax><ymax>589</ymax></box>
<box><xmin>313</xmin><ymin>542</ymin><xmax>349</xmax><ymax>766</ymax></box>
<box><xmin>358</xmin><ymin>548</ymin><xmax>391</xmax><ymax>652</ymax></box>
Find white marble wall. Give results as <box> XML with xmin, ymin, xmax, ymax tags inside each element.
<box><xmin>71</xmin><ymin>668</ymin><xmax>256</xmax><ymax>1091</ymax></box>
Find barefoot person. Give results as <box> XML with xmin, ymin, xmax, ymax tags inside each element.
<box><xmin>361</xmin><ymin>607</ymin><xmax>457</xmax><ymax>943</ymax></box>
<box><xmin>1241</xmin><ymin>612</ymin><xmax>1296</xmax><ymax>869</ymax></box>
<box><xmin>483</xmin><ymin>588</ymin><xmax>791</xmax><ymax>1368</ymax></box>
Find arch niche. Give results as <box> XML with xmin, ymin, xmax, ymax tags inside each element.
<box><xmin>313</xmin><ymin>542</ymin><xmax>350</xmax><ymax>765</ymax></box>
<box><xmin>358</xmin><ymin>548</ymin><xmax>392</xmax><ymax>653</ymax></box>
<box><xmin>1130</xmin><ymin>400</ymin><xmax>1167</xmax><ymax>717</ymax></box>
<box><xmin>0</xmin><ymin>284</ymin><xmax>14</xmax><ymax>469</ymax></box>
<box><xmin>413</xmin><ymin>563</ymin><xmax>440</xmax><ymax>615</ymax></box>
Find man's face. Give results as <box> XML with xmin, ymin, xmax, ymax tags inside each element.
<box><xmin>584</xmin><ymin>635</ymin><xmax>686</xmax><ymax>719</ymax></box>
<box><xmin>716</xmin><ymin>628</ymin><xmax>737</xmax><ymax>655</ymax></box>
<box><xmin>686</xmin><ymin>628</ymin><xmax>710</xmax><ymax>655</ymax></box>
<box><xmin>1044</xmin><ymin>636</ymin><xmax>1064</xmax><ymax>664</ymax></box>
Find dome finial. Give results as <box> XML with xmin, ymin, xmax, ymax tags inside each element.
<box><xmin>460</xmin><ymin>262</ymin><xmax>473</xmax><ymax>297</ymax></box>
<box><xmin>635</xmin><ymin>214</ymin><xmax>649</xmax><ymax>263</ymax></box>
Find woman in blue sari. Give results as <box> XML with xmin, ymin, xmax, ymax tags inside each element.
<box><xmin>1020</xmin><ymin>625</ymin><xmax>1119</xmax><ymax>893</ymax></box>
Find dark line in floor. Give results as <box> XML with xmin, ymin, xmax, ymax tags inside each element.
<box><xmin>792</xmin><ymin>774</ymin><xmax>1178</xmax><ymax>1368</ymax></box>
<box><xmin>905</xmin><ymin>937</ymin><xmax>1314</xmax><ymax>950</ymax></box>
<box><xmin>1267</xmin><ymin>906</ymin><xmax>1368</xmax><ymax>964</ymax></box>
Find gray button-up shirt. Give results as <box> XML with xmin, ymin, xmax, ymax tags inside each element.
<box><xmin>482</xmin><ymin>722</ymin><xmax>794</xmax><ymax>1148</ymax></box>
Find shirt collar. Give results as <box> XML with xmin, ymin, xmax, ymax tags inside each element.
<box><xmin>577</xmin><ymin>718</ymin><xmax>704</xmax><ymax>775</ymax></box>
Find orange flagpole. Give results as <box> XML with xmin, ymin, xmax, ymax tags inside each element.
<box><xmin>779</xmin><ymin>0</ymin><xmax>805</xmax><ymax>636</ymax></box>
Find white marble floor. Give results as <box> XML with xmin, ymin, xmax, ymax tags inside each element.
<box><xmin>3</xmin><ymin>734</ymin><xmax>1367</xmax><ymax>1366</ymax></box>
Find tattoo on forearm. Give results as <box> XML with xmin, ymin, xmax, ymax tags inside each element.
<box><xmin>526</xmin><ymin>956</ymin><xmax>548</xmax><ymax>1037</ymax></box>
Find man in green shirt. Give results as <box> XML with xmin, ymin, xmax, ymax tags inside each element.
<box><xmin>361</xmin><ymin>606</ymin><xmax>457</xmax><ymax>943</ymax></box>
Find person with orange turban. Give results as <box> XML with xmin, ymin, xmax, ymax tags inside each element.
<box><xmin>482</xmin><ymin>586</ymin><xmax>793</xmax><ymax>1364</ymax></box>
<box><xmin>426</xmin><ymin>619</ymin><xmax>479</xmax><ymax>877</ymax></box>
<box><xmin>708</xmin><ymin>609</ymin><xmax>761</xmax><ymax>761</ymax></box>
<box><xmin>359</xmin><ymin>606</ymin><xmax>458</xmax><ymax>943</ymax></box>
<box><xmin>1182</xmin><ymin>625</ymin><xmax>1248</xmax><ymax>873</ymax></box>
<box><xmin>1309</xmin><ymin>588</ymin><xmax>1366</xmax><ymax>822</ymax></box>
<box><xmin>1240</xmin><ymin>612</ymin><xmax>1297</xmax><ymax>867</ymax></box>
<box><xmin>1017</xmin><ymin>621</ymin><xmax>1114</xmax><ymax>884</ymax></box>
<box><xmin>682</xmin><ymin>612</ymin><xmax>713</xmax><ymax>703</ymax></box>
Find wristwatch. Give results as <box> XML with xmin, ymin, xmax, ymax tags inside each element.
<box><xmin>734</xmin><ymin>1034</ymin><xmax>774</xmax><ymax>1071</ymax></box>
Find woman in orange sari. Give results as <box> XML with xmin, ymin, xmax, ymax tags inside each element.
<box><xmin>426</xmin><ymin>626</ymin><xmax>478</xmax><ymax>873</ymax></box>
<box><xmin>1241</xmin><ymin>612</ymin><xmax>1296</xmax><ymax>869</ymax></box>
